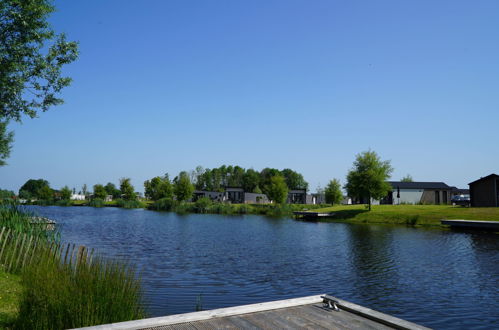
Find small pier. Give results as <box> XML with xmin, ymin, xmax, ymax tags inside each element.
<box><xmin>30</xmin><ymin>216</ymin><xmax>56</xmax><ymax>230</ymax></box>
<box><xmin>293</xmin><ymin>211</ymin><xmax>334</xmax><ymax>219</ymax></box>
<box><xmin>441</xmin><ymin>219</ymin><xmax>499</xmax><ymax>231</ymax></box>
<box><xmin>75</xmin><ymin>294</ymin><xmax>429</xmax><ymax>330</ymax></box>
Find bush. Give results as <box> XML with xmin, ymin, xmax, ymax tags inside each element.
<box><xmin>115</xmin><ymin>199</ymin><xmax>146</xmax><ymax>209</ymax></box>
<box><xmin>89</xmin><ymin>198</ymin><xmax>105</xmax><ymax>208</ymax></box>
<box><xmin>15</xmin><ymin>249</ymin><xmax>145</xmax><ymax>329</ymax></box>
<box><xmin>194</xmin><ymin>197</ymin><xmax>212</xmax><ymax>213</ymax></box>
<box><xmin>150</xmin><ymin>198</ymin><xmax>178</xmax><ymax>211</ymax></box>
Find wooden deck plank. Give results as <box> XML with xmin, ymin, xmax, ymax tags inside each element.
<box><xmin>74</xmin><ymin>294</ymin><xmax>430</xmax><ymax>330</ymax></box>
<box><xmin>191</xmin><ymin>318</ymin><xmax>238</xmax><ymax>330</ymax></box>
<box><xmin>224</xmin><ymin>315</ymin><xmax>259</xmax><ymax>329</ymax></box>
<box><xmin>300</xmin><ymin>304</ymin><xmax>392</xmax><ymax>330</ymax></box>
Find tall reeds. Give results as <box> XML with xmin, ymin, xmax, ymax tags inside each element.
<box><xmin>0</xmin><ymin>203</ymin><xmax>146</xmax><ymax>329</ymax></box>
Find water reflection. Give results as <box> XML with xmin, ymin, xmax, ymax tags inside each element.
<box><xmin>345</xmin><ymin>225</ymin><xmax>400</xmax><ymax>308</ymax></box>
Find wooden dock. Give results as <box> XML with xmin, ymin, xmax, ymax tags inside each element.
<box><xmin>441</xmin><ymin>219</ymin><xmax>499</xmax><ymax>230</ymax></box>
<box><xmin>293</xmin><ymin>211</ymin><xmax>334</xmax><ymax>219</ymax></box>
<box><xmin>75</xmin><ymin>294</ymin><xmax>430</xmax><ymax>330</ymax></box>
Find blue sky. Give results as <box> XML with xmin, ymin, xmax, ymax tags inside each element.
<box><xmin>2</xmin><ymin>0</ymin><xmax>499</xmax><ymax>193</ymax></box>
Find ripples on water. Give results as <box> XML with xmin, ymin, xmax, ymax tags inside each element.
<box><xmin>29</xmin><ymin>206</ymin><xmax>499</xmax><ymax>329</ymax></box>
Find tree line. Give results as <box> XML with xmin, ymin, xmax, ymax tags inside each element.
<box><xmin>12</xmin><ymin>151</ymin><xmax>396</xmax><ymax>210</ymax></box>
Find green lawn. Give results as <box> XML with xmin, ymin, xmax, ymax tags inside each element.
<box><xmin>0</xmin><ymin>270</ymin><xmax>21</xmax><ymax>328</ymax></box>
<box><xmin>310</xmin><ymin>204</ymin><xmax>499</xmax><ymax>226</ymax></box>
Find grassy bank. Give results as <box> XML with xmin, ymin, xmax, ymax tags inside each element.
<box><xmin>0</xmin><ymin>270</ymin><xmax>21</xmax><ymax>328</ymax></box>
<box><xmin>310</xmin><ymin>204</ymin><xmax>499</xmax><ymax>226</ymax></box>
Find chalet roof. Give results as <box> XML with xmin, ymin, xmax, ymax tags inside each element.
<box><xmin>387</xmin><ymin>181</ymin><xmax>450</xmax><ymax>190</ymax></box>
<box><xmin>468</xmin><ymin>173</ymin><xmax>499</xmax><ymax>185</ymax></box>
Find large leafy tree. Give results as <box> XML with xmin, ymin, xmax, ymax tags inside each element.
<box><xmin>104</xmin><ymin>182</ymin><xmax>121</xmax><ymax>199</ymax></box>
<box><xmin>281</xmin><ymin>168</ymin><xmax>308</xmax><ymax>190</ymax></box>
<box><xmin>60</xmin><ymin>185</ymin><xmax>71</xmax><ymax>200</ymax></box>
<box><xmin>144</xmin><ymin>176</ymin><xmax>173</xmax><ymax>201</ymax></box>
<box><xmin>324</xmin><ymin>179</ymin><xmax>343</xmax><ymax>205</ymax></box>
<box><xmin>19</xmin><ymin>178</ymin><xmax>50</xmax><ymax>199</ymax></box>
<box><xmin>265</xmin><ymin>175</ymin><xmax>289</xmax><ymax>204</ymax></box>
<box><xmin>93</xmin><ymin>184</ymin><xmax>107</xmax><ymax>200</ymax></box>
<box><xmin>0</xmin><ymin>0</ymin><xmax>78</xmax><ymax>164</ymax></box>
<box><xmin>119</xmin><ymin>178</ymin><xmax>136</xmax><ymax>201</ymax></box>
<box><xmin>0</xmin><ymin>122</ymin><xmax>14</xmax><ymax>165</ymax></box>
<box><xmin>242</xmin><ymin>168</ymin><xmax>260</xmax><ymax>193</ymax></box>
<box><xmin>174</xmin><ymin>171</ymin><xmax>194</xmax><ymax>202</ymax></box>
<box><xmin>345</xmin><ymin>150</ymin><xmax>393</xmax><ymax>211</ymax></box>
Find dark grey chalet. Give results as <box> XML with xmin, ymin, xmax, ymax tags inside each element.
<box><xmin>469</xmin><ymin>174</ymin><xmax>499</xmax><ymax>207</ymax></box>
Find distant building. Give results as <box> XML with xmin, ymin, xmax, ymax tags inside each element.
<box><xmin>469</xmin><ymin>174</ymin><xmax>499</xmax><ymax>207</ymax></box>
<box><xmin>380</xmin><ymin>181</ymin><xmax>452</xmax><ymax>205</ymax></box>
<box><xmin>244</xmin><ymin>192</ymin><xmax>269</xmax><ymax>204</ymax></box>
<box><xmin>70</xmin><ymin>193</ymin><xmax>86</xmax><ymax>201</ymax></box>
<box><xmin>450</xmin><ymin>187</ymin><xmax>470</xmax><ymax>197</ymax></box>
<box><xmin>225</xmin><ymin>187</ymin><xmax>245</xmax><ymax>203</ymax></box>
<box><xmin>287</xmin><ymin>189</ymin><xmax>307</xmax><ymax>204</ymax></box>
<box><xmin>305</xmin><ymin>193</ymin><xmax>326</xmax><ymax>205</ymax></box>
<box><xmin>193</xmin><ymin>190</ymin><xmax>224</xmax><ymax>202</ymax></box>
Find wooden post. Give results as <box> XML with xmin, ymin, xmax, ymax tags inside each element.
<box><xmin>8</xmin><ymin>231</ymin><xmax>22</xmax><ymax>272</ymax></box>
<box><xmin>21</xmin><ymin>234</ymin><xmax>34</xmax><ymax>269</ymax></box>
<box><xmin>0</xmin><ymin>228</ymin><xmax>11</xmax><ymax>266</ymax></box>
<box><xmin>14</xmin><ymin>233</ymin><xmax>27</xmax><ymax>272</ymax></box>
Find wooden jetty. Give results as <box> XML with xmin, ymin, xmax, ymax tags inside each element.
<box><xmin>30</xmin><ymin>216</ymin><xmax>56</xmax><ymax>230</ymax></box>
<box><xmin>441</xmin><ymin>219</ymin><xmax>499</xmax><ymax>231</ymax></box>
<box><xmin>75</xmin><ymin>294</ymin><xmax>430</xmax><ymax>330</ymax></box>
<box><xmin>293</xmin><ymin>211</ymin><xmax>334</xmax><ymax>219</ymax></box>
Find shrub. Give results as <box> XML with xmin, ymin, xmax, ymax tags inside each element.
<box><xmin>150</xmin><ymin>198</ymin><xmax>177</xmax><ymax>211</ymax></box>
<box><xmin>194</xmin><ymin>197</ymin><xmax>212</xmax><ymax>213</ymax></box>
<box><xmin>15</xmin><ymin>249</ymin><xmax>145</xmax><ymax>329</ymax></box>
<box><xmin>115</xmin><ymin>199</ymin><xmax>146</xmax><ymax>209</ymax></box>
<box><xmin>89</xmin><ymin>198</ymin><xmax>105</xmax><ymax>208</ymax></box>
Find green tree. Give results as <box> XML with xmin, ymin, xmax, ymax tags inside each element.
<box><xmin>119</xmin><ymin>178</ymin><xmax>136</xmax><ymax>201</ymax></box>
<box><xmin>174</xmin><ymin>172</ymin><xmax>194</xmax><ymax>202</ymax></box>
<box><xmin>0</xmin><ymin>121</ymin><xmax>14</xmax><ymax>166</ymax></box>
<box><xmin>242</xmin><ymin>168</ymin><xmax>260</xmax><ymax>193</ymax></box>
<box><xmin>0</xmin><ymin>0</ymin><xmax>78</xmax><ymax>164</ymax></box>
<box><xmin>345</xmin><ymin>150</ymin><xmax>393</xmax><ymax>211</ymax></box>
<box><xmin>324</xmin><ymin>179</ymin><xmax>343</xmax><ymax>205</ymax></box>
<box><xmin>0</xmin><ymin>189</ymin><xmax>15</xmax><ymax>200</ymax></box>
<box><xmin>144</xmin><ymin>176</ymin><xmax>173</xmax><ymax>201</ymax></box>
<box><xmin>265</xmin><ymin>175</ymin><xmax>289</xmax><ymax>204</ymax></box>
<box><xmin>19</xmin><ymin>179</ymin><xmax>50</xmax><ymax>200</ymax></box>
<box><xmin>38</xmin><ymin>185</ymin><xmax>53</xmax><ymax>201</ymax></box>
<box><xmin>104</xmin><ymin>182</ymin><xmax>121</xmax><ymax>199</ymax></box>
<box><xmin>60</xmin><ymin>185</ymin><xmax>71</xmax><ymax>200</ymax></box>
<box><xmin>281</xmin><ymin>168</ymin><xmax>308</xmax><ymax>190</ymax></box>
<box><xmin>401</xmin><ymin>174</ymin><xmax>413</xmax><ymax>182</ymax></box>
<box><xmin>93</xmin><ymin>184</ymin><xmax>107</xmax><ymax>200</ymax></box>
<box><xmin>82</xmin><ymin>184</ymin><xmax>88</xmax><ymax>196</ymax></box>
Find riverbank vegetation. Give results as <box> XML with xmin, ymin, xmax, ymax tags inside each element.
<box><xmin>149</xmin><ymin>198</ymin><xmax>327</xmax><ymax>217</ymax></box>
<box><xmin>311</xmin><ymin>204</ymin><xmax>499</xmax><ymax>226</ymax></box>
<box><xmin>0</xmin><ymin>204</ymin><xmax>145</xmax><ymax>328</ymax></box>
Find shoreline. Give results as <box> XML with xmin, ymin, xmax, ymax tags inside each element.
<box><xmin>21</xmin><ymin>202</ymin><xmax>499</xmax><ymax>228</ymax></box>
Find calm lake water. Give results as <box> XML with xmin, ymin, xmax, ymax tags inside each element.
<box><xmin>28</xmin><ymin>206</ymin><xmax>498</xmax><ymax>329</ymax></box>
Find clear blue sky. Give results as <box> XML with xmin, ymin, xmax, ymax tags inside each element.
<box><xmin>2</xmin><ymin>0</ymin><xmax>499</xmax><ymax>193</ymax></box>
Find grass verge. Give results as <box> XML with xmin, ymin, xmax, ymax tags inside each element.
<box><xmin>310</xmin><ymin>204</ymin><xmax>499</xmax><ymax>226</ymax></box>
<box><xmin>0</xmin><ymin>270</ymin><xmax>21</xmax><ymax>328</ymax></box>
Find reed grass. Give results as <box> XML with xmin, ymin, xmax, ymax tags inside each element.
<box><xmin>0</xmin><ymin>203</ymin><xmax>146</xmax><ymax>329</ymax></box>
<box><xmin>14</xmin><ymin>250</ymin><xmax>145</xmax><ymax>329</ymax></box>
